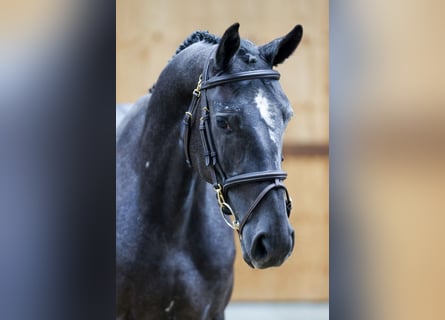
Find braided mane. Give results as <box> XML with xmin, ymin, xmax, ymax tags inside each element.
<box><xmin>174</xmin><ymin>30</ymin><xmax>220</xmax><ymax>56</ymax></box>
<box><xmin>149</xmin><ymin>31</ymin><xmax>220</xmax><ymax>93</ymax></box>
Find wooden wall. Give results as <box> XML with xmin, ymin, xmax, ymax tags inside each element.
<box><xmin>117</xmin><ymin>0</ymin><xmax>329</xmax><ymax>301</ymax></box>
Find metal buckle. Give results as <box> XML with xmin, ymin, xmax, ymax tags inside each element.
<box><xmin>193</xmin><ymin>74</ymin><xmax>203</xmax><ymax>97</ymax></box>
<box><xmin>214</xmin><ymin>184</ymin><xmax>239</xmax><ymax>230</ymax></box>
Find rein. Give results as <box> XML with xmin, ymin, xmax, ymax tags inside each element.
<box><xmin>182</xmin><ymin>52</ymin><xmax>292</xmax><ymax>238</ymax></box>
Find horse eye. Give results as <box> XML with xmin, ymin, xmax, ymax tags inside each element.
<box><xmin>281</xmin><ymin>155</ymin><xmax>285</xmax><ymax>162</ymax></box>
<box><xmin>216</xmin><ymin>118</ymin><xmax>230</xmax><ymax>131</ymax></box>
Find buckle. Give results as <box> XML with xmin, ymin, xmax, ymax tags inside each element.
<box><xmin>193</xmin><ymin>74</ymin><xmax>202</xmax><ymax>97</ymax></box>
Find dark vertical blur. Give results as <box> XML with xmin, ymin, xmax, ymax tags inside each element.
<box><xmin>0</xmin><ymin>1</ymin><xmax>115</xmax><ymax>319</ymax></box>
<box><xmin>331</xmin><ymin>0</ymin><xmax>445</xmax><ymax>319</ymax></box>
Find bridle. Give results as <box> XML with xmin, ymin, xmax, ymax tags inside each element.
<box><xmin>182</xmin><ymin>50</ymin><xmax>292</xmax><ymax>238</ymax></box>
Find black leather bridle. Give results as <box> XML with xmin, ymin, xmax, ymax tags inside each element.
<box><xmin>182</xmin><ymin>52</ymin><xmax>292</xmax><ymax>238</ymax></box>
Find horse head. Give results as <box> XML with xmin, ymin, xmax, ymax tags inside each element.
<box><xmin>188</xmin><ymin>23</ymin><xmax>303</xmax><ymax>269</ymax></box>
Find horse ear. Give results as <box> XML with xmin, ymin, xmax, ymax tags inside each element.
<box><xmin>215</xmin><ymin>23</ymin><xmax>241</xmax><ymax>70</ymax></box>
<box><xmin>260</xmin><ymin>25</ymin><xmax>303</xmax><ymax>66</ymax></box>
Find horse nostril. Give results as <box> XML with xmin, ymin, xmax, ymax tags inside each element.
<box><xmin>251</xmin><ymin>233</ymin><xmax>269</xmax><ymax>262</ymax></box>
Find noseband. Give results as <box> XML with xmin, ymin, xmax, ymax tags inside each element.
<box><xmin>182</xmin><ymin>52</ymin><xmax>292</xmax><ymax>238</ymax></box>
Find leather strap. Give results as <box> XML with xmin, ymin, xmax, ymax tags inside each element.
<box><xmin>183</xmin><ymin>91</ymin><xmax>201</xmax><ymax>167</ymax></box>
<box><xmin>201</xmin><ymin>70</ymin><xmax>280</xmax><ymax>90</ymax></box>
<box><xmin>223</xmin><ymin>170</ymin><xmax>288</xmax><ymax>193</ymax></box>
<box><xmin>222</xmin><ymin>172</ymin><xmax>292</xmax><ymax>237</ymax></box>
<box><xmin>238</xmin><ymin>179</ymin><xmax>288</xmax><ymax>236</ymax></box>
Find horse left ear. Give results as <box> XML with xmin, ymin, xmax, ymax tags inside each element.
<box><xmin>215</xmin><ymin>23</ymin><xmax>241</xmax><ymax>70</ymax></box>
<box><xmin>260</xmin><ymin>25</ymin><xmax>303</xmax><ymax>66</ymax></box>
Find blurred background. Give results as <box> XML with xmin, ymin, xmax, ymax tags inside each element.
<box><xmin>116</xmin><ymin>0</ymin><xmax>329</xmax><ymax>311</ymax></box>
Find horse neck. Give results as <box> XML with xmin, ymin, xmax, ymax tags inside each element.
<box><xmin>137</xmin><ymin>44</ymin><xmax>213</xmax><ymax>227</ymax></box>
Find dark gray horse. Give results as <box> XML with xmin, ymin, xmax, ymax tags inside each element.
<box><xmin>116</xmin><ymin>23</ymin><xmax>303</xmax><ymax>320</ymax></box>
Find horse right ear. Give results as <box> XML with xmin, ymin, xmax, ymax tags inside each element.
<box><xmin>215</xmin><ymin>23</ymin><xmax>240</xmax><ymax>70</ymax></box>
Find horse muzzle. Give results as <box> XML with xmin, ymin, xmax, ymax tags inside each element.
<box><xmin>242</xmin><ymin>226</ymin><xmax>295</xmax><ymax>269</ymax></box>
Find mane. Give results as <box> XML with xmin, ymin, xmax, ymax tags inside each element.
<box><xmin>149</xmin><ymin>31</ymin><xmax>220</xmax><ymax>93</ymax></box>
<box><xmin>174</xmin><ymin>30</ymin><xmax>220</xmax><ymax>56</ymax></box>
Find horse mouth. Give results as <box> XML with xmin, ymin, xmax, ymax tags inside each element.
<box><xmin>243</xmin><ymin>252</ymin><xmax>291</xmax><ymax>269</ymax></box>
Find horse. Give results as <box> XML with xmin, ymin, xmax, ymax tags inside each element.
<box><xmin>116</xmin><ymin>22</ymin><xmax>303</xmax><ymax>320</ymax></box>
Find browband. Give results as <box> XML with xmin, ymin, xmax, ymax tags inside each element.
<box><xmin>200</xmin><ymin>70</ymin><xmax>280</xmax><ymax>90</ymax></box>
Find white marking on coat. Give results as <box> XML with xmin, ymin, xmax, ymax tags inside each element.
<box><xmin>255</xmin><ymin>90</ymin><xmax>282</xmax><ymax>168</ymax></box>
<box><xmin>255</xmin><ymin>90</ymin><xmax>280</xmax><ymax>145</ymax></box>
<box><xmin>165</xmin><ymin>300</ymin><xmax>174</xmax><ymax>313</ymax></box>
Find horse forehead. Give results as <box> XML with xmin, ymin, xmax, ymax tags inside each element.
<box><xmin>240</xmin><ymin>39</ymin><xmax>257</xmax><ymax>51</ymax></box>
